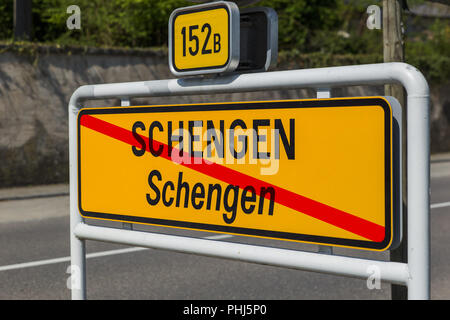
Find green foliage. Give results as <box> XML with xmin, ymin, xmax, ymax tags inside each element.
<box><xmin>406</xmin><ymin>19</ymin><xmax>450</xmax><ymax>84</ymax></box>
<box><xmin>0</xmin><ymin>0</ymin><xmax>447</xmax><ymax>83</ymax></box>
<box><xmin>258</xmin><ymin>0</ymin><xmax>384</xmax><ymax>54</ymax></box>
<box><xmin>28</xmin><ymin>0</ymin><xmax>191</xmax><ymax>47</ymax></box>
<box><xmin>0</xmin><ymin>0</ymin><xmax>378</xmax><ymax>53</ymax></box>
<box><xmin>259</xmin><ymin>0</ymin><xmax>342</xmax><ymax>52</ymax></box>
<box><xmin>0</xmin><ymin>0</ymin><xmax>13</xmax><ymax>39</ymax></box>
<box><xmin>277</xmin><ymin>51</ymin><xmax>383</xmax><ymax>70</ymax></box>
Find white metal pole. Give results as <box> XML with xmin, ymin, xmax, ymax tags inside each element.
<box><xmin>69</xmin><ymin>87</ymin><xmax>92</xmax><ymax>300</ymax></box>
<box><xmin>68</xmin><ymin>63</ymin><xmax>429</xmax><ymax>299</ymax></box>
<box><xmin>406</xmin><ymin>94</ymin><xmax>430</xmax><ymax>299</ymax></box>
<box><xmin>74</xmin><ymin>223</ymin><xmax>410</xmax><ymax>285</ymax></box>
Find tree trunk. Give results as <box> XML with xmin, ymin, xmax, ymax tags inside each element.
<box><xmin>14</xmin><ymin>0</ymin><xmax>32</xmax><ymax>41</ymax></box>
<box><xmin>383</xmin><ymin>0</ymin><xmax>408</xmax><ymax>300</ymax></box>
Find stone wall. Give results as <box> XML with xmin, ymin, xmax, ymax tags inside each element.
<box><xmin>0</xmin><ymin>45</ymin><xmax>448</xmax><ymax>187</ymax></box>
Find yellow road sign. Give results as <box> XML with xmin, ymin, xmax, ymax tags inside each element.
<box><xmin>169</xmin><ymin>1</ymin><xmax>240</xmax><ymax>76</ymax></box>
<box><xmin>77</xmin><ymin>97</ymin><xmax>400</xmax><ymax>251</ymax></box>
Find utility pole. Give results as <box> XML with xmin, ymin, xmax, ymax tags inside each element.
<box><xmin>383</xmin><ymin>0</ymin><xmax>408</xmax><ymax>300</ymax></box>
<box><xmin>14</xmin><ymin>0</ymin><xmax>32</xmax><ymax>41</ymax></box>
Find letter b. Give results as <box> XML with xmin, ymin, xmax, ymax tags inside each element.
<box><xmin>214</xmin><ymin>33</ymin><xmax>221</xmax><ymax>53</ymax></box>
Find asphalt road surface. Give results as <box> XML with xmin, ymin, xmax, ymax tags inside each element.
<box><xmin>0</xmin><ymin>154</ymin><xmax>449</xmax><ymax>300</ymax></box>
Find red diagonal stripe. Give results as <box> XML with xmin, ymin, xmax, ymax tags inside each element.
<box><xmin>79</xmin><ymin>114</ymin><xmax>386</xmax><ymax>242</ymax></box>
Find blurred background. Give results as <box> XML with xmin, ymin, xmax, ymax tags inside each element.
<box><xmin>0</xmin><ymin>0</ymin><xmax>448</xmax><ymax>188</ymax></box>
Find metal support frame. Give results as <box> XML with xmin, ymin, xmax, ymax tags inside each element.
<box><xmin>69</xmin><ymin>63</ymin><xmax>429</xmax><ymax>300</ymax></box>
<box><xmin>316</xmin><ymin>88</ymin><xmax>333</xmax><ymax>256</ymax></box>
<box><xmin>120</xmin><ymin>98</ymin><xmax>134</xmax><ymax>231</ymax></box>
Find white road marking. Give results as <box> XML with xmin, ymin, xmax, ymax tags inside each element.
<box><xmin>1</xmin><ymin>201</ymin><xmax>449</xmax><ymax>273</ymax></box>
<box><xmin>0</xmin><ymin>256</ymin><xmax>71</xmax><ymax>272</ymax></box>
<box><xmin>0</xmin><ymin>234</ymin><xmax>234</xmax><ymax>272</ymax></box>
<box><xmin>431</xmin><ymin>201</ymin><xmax>450</xmax><ymax>209</ymax></box>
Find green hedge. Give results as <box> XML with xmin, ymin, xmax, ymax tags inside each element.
<box><xmin>1</xmin><ymin>1</ymin><xmax>446</xmax><ymax>55</ymax></box>
<box><xmin>0</xmin><ymin>0</ymin><xmax>374</xmax><ymax>53</ymax></box>
<box><xmin>0</xmin><ymin>0</ymin><xmax>447</xmax><ymax>84</ymax></box>
<box><xmin>405</xmin><ymin>20</ymin><xmax>450</xmax><ymax>85</ymax></box>
<box><xmin>1</xmin><ymin>39</ymin><xmax>447</xmax><ymax>86</ymax></box>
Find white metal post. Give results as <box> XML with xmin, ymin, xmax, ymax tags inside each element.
<box><xmin>69</xmin><ymin>91</ymin><xmax>87</xmax><ymax>300</ymax></box>
<box><xmin>406</xmin><ymin>94</ymin><xmax>430</xmax><ymax>299</ymax></box>
<box><xmin>69</xmin><ymin>63</ymin><xmax>429</xmax><ymax>299</ymax></box>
